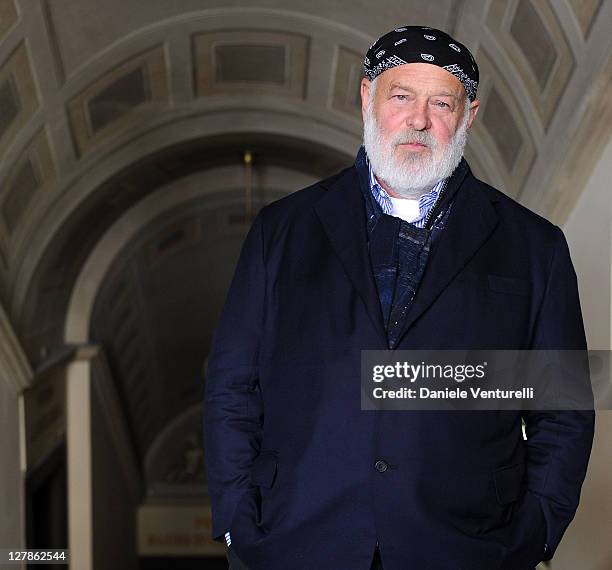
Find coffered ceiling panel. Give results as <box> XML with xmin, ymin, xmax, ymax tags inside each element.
<box><xmin>485</xmin><ymin>0</ymin><xmax>575</xmax><ymax>130</ymax></box>
<box><xmin>67</xmin><ymin>46</ymin><xmax>169</xmax><ymax>156</ymax></box>
<box><xmin>215</xmin><ymin>44</ymin><xmax>286</xmax><ymax>85</ymax></box>
<box><xmin>475</xmin><ymin>48</ymin><xmax>536</xmax><ymax>197</ymax></box>
<box><xmin>193</xmin><ymin>30</ymin><xmax>309</xmax><ymax>99</ymax></box>
<box><xmin>331</xmin><ymin>46</ymin><xmax>363</xmax><ymax>116</ymax></box>
<box><xmin>483</xmin><ymin>87</ymin><xmax>524</xmax><ymax>172</ymax></box>
<box><xmin>0</xmin><ymin>43</ymin><xmax>39</xmax><ymax>158</ymax></box>
<box><xmin>510</xmin><ymin>0</ymin><xmax>558</xmax><ymax>89</ymax></box>
<box><xmin>88</xmin><ymin>67</ymin><xmax>149</xmax><ymax>134</ymax></box>
<box><xmin>1</xmin><ymin>129</ymin><xmax>55</xmax><ymax>239</ymax></box>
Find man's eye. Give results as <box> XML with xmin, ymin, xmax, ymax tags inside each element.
<box><xmin>394</xmin><ymin>95</ymin><xmax>407</xmax><ymax>101</ymax></box>
<box><xmin>434</xmin><ymin>101</ymin><xmax>450</xmax><ymax>108</ymax></box>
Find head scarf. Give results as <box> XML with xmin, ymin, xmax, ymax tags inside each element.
<box><xmin>363</xmin><ymin>26</ymin><xmax>479</xmax><ymax>101</ymax></box>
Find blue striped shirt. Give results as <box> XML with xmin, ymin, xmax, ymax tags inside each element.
<box><xmin>367</xmin><ymin>159</ymin><xmax>444</xmax><ymax>228</ymax></box>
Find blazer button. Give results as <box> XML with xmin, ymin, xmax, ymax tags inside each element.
<box><xmin>374</xmin><ymin>460</ymin><xmax>389</xmax><ymax>473</ymax></box>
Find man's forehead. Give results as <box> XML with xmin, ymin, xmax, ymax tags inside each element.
<box><xmin>380</xmin><ymin>63</ymin><xmax>464</xmax><ymax>96</ymax></box>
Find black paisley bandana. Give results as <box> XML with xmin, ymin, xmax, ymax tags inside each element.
<box><xmin>364</xmin><ymin>26</ymin><xmax>479</xmax><ymax>101</ymax></box>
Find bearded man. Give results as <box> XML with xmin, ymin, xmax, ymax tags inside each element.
<box><xmin>204</xmin><ymin>26</ymin><xmax>594</xmax><ymax>570</ymax></box>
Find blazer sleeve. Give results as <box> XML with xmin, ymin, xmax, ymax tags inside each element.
<box><xmin>522</xmin><ymin>225</ymin><xmax>595</xmax><ymax>561</ymax></box>
<box><xmin>203</xmin><ymin>210</ymin><xmax>267</xmax><ymax>541</ymax></box>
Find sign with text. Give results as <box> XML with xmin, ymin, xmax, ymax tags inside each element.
<box><xmin>138</xmin><ymin>504</ymin><xmax>224</xmax><ymax>557</ymax></box>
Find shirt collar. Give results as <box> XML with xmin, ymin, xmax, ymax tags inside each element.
<box><xmin>365</xmin><ymin>151</ymin><xmax>445</xmax><ymax>225</ymax></box>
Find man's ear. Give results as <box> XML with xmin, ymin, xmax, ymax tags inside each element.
<box><xmin>360</xmin><ymin>78</ymin><xmax>371</xmax><ymax>122</ymax></box>
<box><xmin>467</xmin><ymin>99</ymin><xmax>480</xmax><ymax>129</ymax></box>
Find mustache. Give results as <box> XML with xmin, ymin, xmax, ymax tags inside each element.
<box><xmin>391</xmin><ymin>130</ymin><xmax>436</xmax><ymax>148</ymax></box>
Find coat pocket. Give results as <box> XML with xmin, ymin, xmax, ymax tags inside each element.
<box><xmin>487</xmin><ymin>275</ymin><xmax>531</xmax><ymax>296</ymax></box>
<box><xmin>250</xmin><ymin>450</ymin><xmax>278</xmax><ymax>489</ymax></box>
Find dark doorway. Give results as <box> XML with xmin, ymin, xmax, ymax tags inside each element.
<box><xmin>25</xmin><ymin>441</ymin><xmax>68</xmax><ymax>569</ymax></box>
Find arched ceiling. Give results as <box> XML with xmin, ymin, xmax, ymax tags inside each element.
<box><xmin>18</xmin><ymin>133</ymin><xmax>349</xmax><ymax>359</ymax></box>
<box><xmin>0</xmin><ymin>0</ymin><xmax>611</xmax><ymax>466</ymax></box>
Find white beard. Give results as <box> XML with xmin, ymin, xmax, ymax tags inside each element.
<box><xmin>363</xmin><ymin>92</ymin><xmax>470</xmax><ymax>199</ymax></box>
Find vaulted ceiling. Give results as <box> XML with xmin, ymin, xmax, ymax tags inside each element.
<box><xmin>0</xmin><ymin>0</ymin><xmax>610</xmax><ymax>479</ymax></box>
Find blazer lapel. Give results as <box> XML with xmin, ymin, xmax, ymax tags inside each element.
<box><xmin>312</xmin><ymin>163</ymin><xmax>500</xmax><ymax>352</ymax></box>
<box><xmin>313</xmin><ymin>167</ymin><xmax>389</xmax><ymax>349</ymax></box>
<box><xmin>394</xmin><ymin>172</ymin><xmax>501</xmax><ymax>347</ymax></box>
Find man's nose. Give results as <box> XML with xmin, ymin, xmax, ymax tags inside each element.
<box><xmin>406</xmin><ymin>100</ymin><xmax>430</xmax><ymax>131</ymax></box>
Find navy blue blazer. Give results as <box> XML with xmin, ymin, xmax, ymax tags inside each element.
<box><xmin>204</xmin><ymin>159</ymin><xmax>594</xmax><ymax>570</ymax></box>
